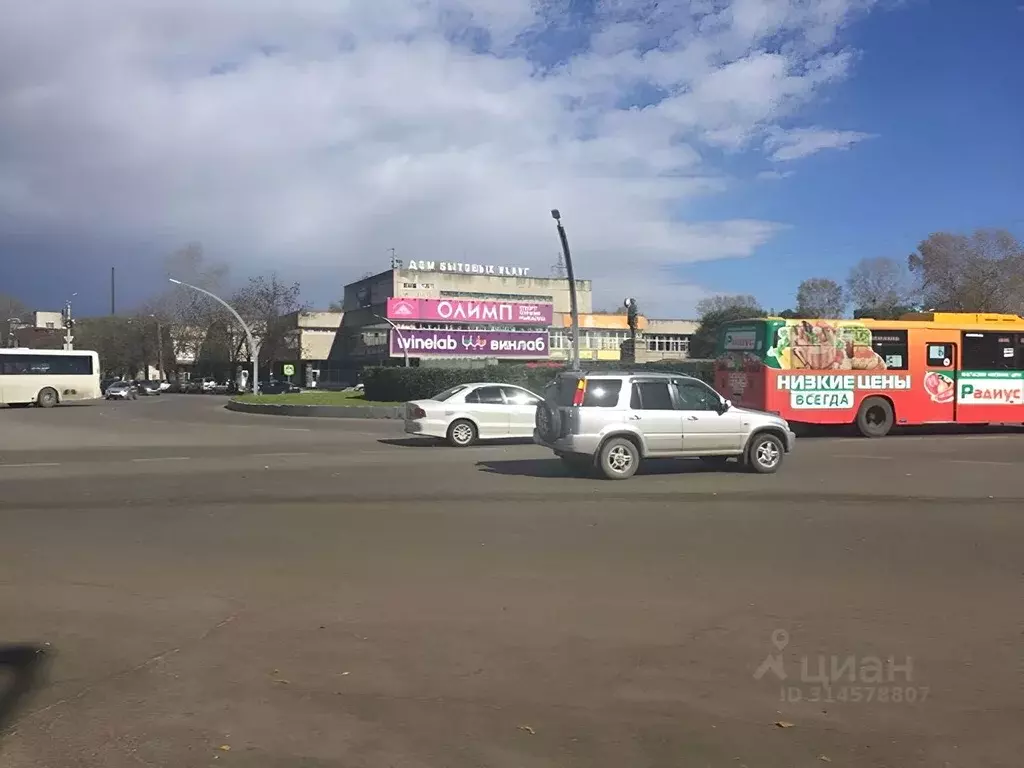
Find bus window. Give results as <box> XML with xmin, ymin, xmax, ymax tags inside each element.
<box><xmin>926</xmin><ymin>343</ymin><xmax>953</xmax><ymax>368</ymax></box>
<box><xmin>962</xmin><ymin>333</ymin><xmax>1017</xmax><ymax>371</ymax></box>
<box><xmin>869</xmin><ymin>330</ymin><xmax>908</xmax><ymax>370</ymax></box>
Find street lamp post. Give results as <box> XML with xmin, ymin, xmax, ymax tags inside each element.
<box><xmin>373</xmin><ymin>313</ymin><xmax>410</xmax><ymax>367</ymax></box>
<box><xmin>168</xmin><ymin>279</ymin><xmax>260</xmax><ymax>396</ymax></box>
<box><xmin>550</xmin><ymin>210</ymin><xmax>581</xmax><ymax>371</ymax></box>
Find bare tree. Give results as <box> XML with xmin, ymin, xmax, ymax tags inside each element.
<box><xmin>1</xmin><ymin>294</ymin><xmax>29</xmax><ymax>347</ymax></box>
<box><xmin>696</xmin><ymin>294</ymin><xmax>762</xmax><ymax>317</ymax></box>
<box><xmin>74</xmin><ymin>317</ymin><xmax>148</xmax><ymax>378</ymax></box>
<box><xmin>231</xmin><ymin>274</ymin><xmax>305</xmax><ymax>364</ymax></box>
<box><xmin>908</xmin><ymin>229</ymin><xmax>1024</xmax><ymax>313</ymax></box>
<box><xmin>159</xmin><ymin>243</ymin><xmax>231</xmax><ymax>369</ymax></box>
<box><xmin>795</xmin><ymin>278</ymin><xmax>846</xmax><ymax>318</ymax></box>
<box><xmin>846</xmin><ymin>256</ymin><xmax>917</xmax><ymax>316</ymax></box>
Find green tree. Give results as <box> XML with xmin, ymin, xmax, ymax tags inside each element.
<box><xmin>690</xmin><ymin>296</ymin><xmax>764</xmax><ymax>358</ymax></box>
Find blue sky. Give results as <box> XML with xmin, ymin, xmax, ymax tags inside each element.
<box><xmin>683</xmin><ymin>0</ymin><xmax>1024</xmax><ymax>312</ymax></box>
<box><xmin>0</xmin><ymin>0</ymin><xmax>1021</xmax><ymax>319</ymax></box>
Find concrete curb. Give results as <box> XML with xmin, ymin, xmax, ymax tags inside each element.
<box><xmin>225</xmin><ymin>400</ymin><xmax>404</xmax><ymax>419</ymax></box>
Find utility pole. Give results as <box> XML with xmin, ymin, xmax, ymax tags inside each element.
<box><xmin>110</xmin><ymin>267</ymin><xmax>116</xmax><ymax>315</ymax></box>
<box><xmin>62</xmin><ymin>294</ymin><xmax>77</xmax><ymax>351</ymax></box>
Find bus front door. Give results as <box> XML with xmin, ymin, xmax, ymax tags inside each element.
<box><xmin>923</xmin><ymin>341</ymin><xmax>958</xmax><ymax>423</ymax></box>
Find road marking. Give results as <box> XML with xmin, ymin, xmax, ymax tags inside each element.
<box><xmin>0</xmin><ymin>462</ymin><xmax>61</xmax><ymax>468</ymax></box>
<box><xmin>131</xmin><ymin>456</ymin><xmax>191</xmax><ymax>463</ymax></box>
<box><xmin>253</xmin><ymin>452</ymin><xmax>310</xmax><ymax>458</ymax></box>
<box><xmin>948</xmin><ymin>459</ymin><xmax>1017</xmax><ymax>466</ymax></box>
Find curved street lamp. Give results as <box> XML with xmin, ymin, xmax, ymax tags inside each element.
<box><xmin>551</xmin><ymin>209</ymin><xmax>581</xmax><ymax>371</ymax></box>
<box><xmin>168</xmin><ymin>279</ymin><xmax>260</xmax><ymax>396</ymax></box>
<box><xmin>373</xmin><ymin>313</ymin><xmax>410</xmax><ymax>367</ymax></box>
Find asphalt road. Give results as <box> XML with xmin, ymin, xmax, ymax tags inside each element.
<box><xmin>1</xmin><ymin>396</ymin><xmax>1022</xmax><ymax>767</ymax></box>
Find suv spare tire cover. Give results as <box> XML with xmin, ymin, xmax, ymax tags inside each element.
<box><xmin>536</xmin><ymin>401</ymin><xmax>561</xmax><ymax>441</ymax></box>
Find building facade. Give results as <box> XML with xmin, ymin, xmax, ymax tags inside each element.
<box><xmin>330</xmin><ymin>262</ymin><xmax>591</xmax><ymax>368</ymax></box>
<box><xmin>328</xmin><ymin>260</ymin><xmax>702</xmax><ymax>374</ymax></box>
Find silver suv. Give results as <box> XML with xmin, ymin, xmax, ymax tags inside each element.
<box><xmin>534</xmin><ymin>371</ymin><xmax>796</xmax><ymax>480</ymax></box>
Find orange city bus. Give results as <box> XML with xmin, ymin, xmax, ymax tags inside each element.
<box><xmin>713</xmin><ymin>312</ymin><xmax>1024</xmax><ymax>437</ymax></box>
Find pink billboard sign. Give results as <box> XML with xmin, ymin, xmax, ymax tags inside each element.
<box><xmin>386</xmin><ymin>297</ymin><xmax>553</xmax><ymax>325</ymax></box>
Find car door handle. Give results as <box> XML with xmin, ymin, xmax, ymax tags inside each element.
<box><xmin>628</xmin><ymin>415</ymin><xmax>641</xmax><ymax>420</ymax></box>
<box><xmin>686</xmin><ymin>415</ymin><xmax>699</xmax><ymax>421</ymax></box>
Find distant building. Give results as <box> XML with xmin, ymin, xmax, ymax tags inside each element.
<box><xmin>325</xmin><ymin>259</ymin><xmax>702</xmax><ymax>378</ymax></box>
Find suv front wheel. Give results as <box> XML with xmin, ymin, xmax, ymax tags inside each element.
<box><xmin>746</xmin><ymin>432</ymin><xmax>784</xmax><ymax>474</ymax></box>
<box><xmin>598</xmin><ymin>437</ymin><xmax>640</xmax><ymax>480</ymax></box>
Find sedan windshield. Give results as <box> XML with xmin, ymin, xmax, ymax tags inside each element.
<box><xmin>432</xmin><ymin>385</ymin><xmax>468</xmax><ymax>402</ymax></box>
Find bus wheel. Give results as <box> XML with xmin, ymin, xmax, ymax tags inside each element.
<box><xmin>856</xmin><ymin>396</ymin><xmax>893</xmax><ymax>437</ymax></box>
<box><xmin>36</xmin><ymin>388</ymin><xmax>59</xmax><ymax>408</ymax></box>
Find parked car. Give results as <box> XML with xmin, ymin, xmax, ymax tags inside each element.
<box><xmin>105</xmin><ymin>381</ymin><xmax>138</xmax><ymax>401</ymax></box>
<box><xmin>158</xmin><ymin>380</ymin><xmax>172</xmax><ymax>392</ymax></box>
<box><xmin>257</xmin><ymin>380</ymin><xmax>301</xmax><ymax>395</ymax></box>
<box><xmin>534</xmin><ymin>371</ymin><xmax>796</xmax><ymax>480</ymax></box>
<box><xmin>183</xmin><ymin>379</ymin><xmax>204</xmax><ymax>394</ymax></box>
<box><xmin>135</xmin><ymin>380</ymin><xmax>162</xmax><ymax>396</ymax></box>
<box><xmin>404</xmin><ymin>382</ymin><xmax>542</xmax><ymax>447</ymax></box>
<box><xmin>100</xmin><ymin>377</ymin><xmax>122</xmax><ymax>395</ymax></box>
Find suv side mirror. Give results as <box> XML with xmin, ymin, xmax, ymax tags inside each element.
<box><xmin>718</xmin><ymin>398</ymin><xmax>731</xmax><ymax>413</ymax></box>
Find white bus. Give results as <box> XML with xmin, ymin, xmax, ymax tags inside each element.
<box><xmin>0</xmin><ymin>349</ymin><xmax>102</xmax><ymax>408</ymax></box>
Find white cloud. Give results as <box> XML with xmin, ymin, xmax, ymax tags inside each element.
<box><xmin>0</xmin><ymin>0</ymin><xmax>880</xmax><ymax>315</ymax></box>
<box><xmin>757</xmin><ymin>169</ymin><xmax>796</xmax><ymax>180</ymax></box>
<box><xmin>765</xmin><ymin>125</ymin><xmax>877</xmax><ymax>161</ymax></box>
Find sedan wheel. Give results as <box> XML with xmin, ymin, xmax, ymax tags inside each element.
<box><xmin>447</xmin><ymin>419</ymin><xmax>477</xmax><ymax>447</ymax></box>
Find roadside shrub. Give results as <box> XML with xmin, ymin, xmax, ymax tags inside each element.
<box><xmin>362</xmin><ymin>359</ymin><xmax>714</xmax><ymax>402</ymax></box>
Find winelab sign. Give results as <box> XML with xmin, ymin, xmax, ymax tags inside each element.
<box><xmin>390</xmin><ymin>329</ymin><xmax>549</xmax><ymax>359</ymax></box>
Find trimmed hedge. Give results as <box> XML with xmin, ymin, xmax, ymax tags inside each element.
<box><xmin>362</xmin><ymin>360</ymin><xmax>715</xmax><ymax>402</ymax></box>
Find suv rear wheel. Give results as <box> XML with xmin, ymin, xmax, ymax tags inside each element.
<box><xmin>598</xmin><ymin>437</ymin><xmax>639</xmax><ymax>480</ymax></box>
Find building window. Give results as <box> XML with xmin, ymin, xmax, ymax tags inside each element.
<box><xmin>645</xmin><ymin>335</ymin><xmax>691</xmax><ymax>354</ymax></box>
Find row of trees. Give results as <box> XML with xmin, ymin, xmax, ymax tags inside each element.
<box><xmin>690</xmin><ymin>229</ymin><xmax>1024</xmax><ymax>357</ymax></box>
<box><xmin>3</xmin><ymin>243</ymin><xmax>306</xmax><ymax>378</ymax></box>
